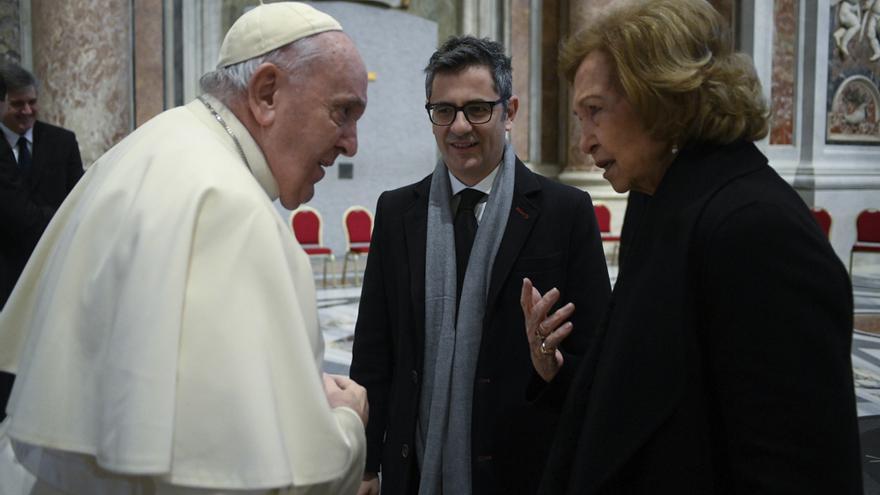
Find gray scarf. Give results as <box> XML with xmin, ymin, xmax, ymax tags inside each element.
<box><xmin>417</xmin><ymin>142</ymin><xmax>516</xmax><ymax>495</ymax></box>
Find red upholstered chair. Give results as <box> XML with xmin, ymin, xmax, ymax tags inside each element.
<box><xmin>342</xmin><ymin>206</ymin><xmax>373</xmax><ymax>286</ymax></box>
<box><xmin>810</xmin><ymin>207</ymin><xmax>832</xmax><ymax>239</ymax></box>
<box><xmin>290</xmin><ymin>206</ymin><xmax>334</xmax><ymax>287</ymax></box>
<box><xmin>594</xmin><ymin>203</ymin><xmax>620</xmax><ymax>265</ymax></box>
<box><xmin>850</xmin><ymin>209</ymin><xmax>880</xmax><ymax>274</ymax></box>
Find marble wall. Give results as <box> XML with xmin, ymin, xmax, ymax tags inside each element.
<box><xmin>510</xmin><ymin>0</ymin><xmax>530</xmax><ymax>161</ymax></box>
<box><xmin>31</xmin><ymin>0</ymin><xmax>133</xmax><ymax>166</ymax></box>
<box><xmin>770</xmin><ymin>0</ymin><xmax>797</xmax><ymax>145</ymax></box>
<box><xmin>540</xmin><ymin>0</ymin><xmax>560</xmax><ymax>167</ymax></box>
<box><xmin>0</xmin><ymin>0</ymin><xmax>20</xmax><ymax>63</ymax></box>
<box><xmin>134</xmin><ymin>0</ymin><xmax>164</xmax><ymax>127</ymax></box>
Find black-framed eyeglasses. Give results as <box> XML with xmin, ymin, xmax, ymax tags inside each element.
<box><xmin>425</xmin><ymin>98</ymin><xmax>508</xmax><ymax>126</ymax></box>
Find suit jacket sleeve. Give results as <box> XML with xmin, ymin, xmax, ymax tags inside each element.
<box><xmin>349</xmin><ymin>192</ymin><xmax>393</xmax><ymax>475</ymax></box>
<box><xmin>699</xmin><ymin>201</ymin><xmax>861</xmax><ymax>492</ymax></box>
<box><xmin>0</xmin><ymin>163</ymin><xmax>54</xmax><ymax>248</ymax></box>
<box><xmin>529</xmin><ymin>191</ymin><xmax>612</xmax><ymax>407</ymax></box>
<box><xmin>64</xmin><ymin>131</ymin><xmax>84</xmax><ymax>191</ymax></box>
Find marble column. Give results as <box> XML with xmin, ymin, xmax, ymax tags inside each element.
<box><xmin>31</xmin><ymin>0</ymin><xmax>133</xmax><ymax>166</ymax></box>
<box><xmin>134</xmin><ymin>0</ymin><xmax>164</xmax><ymax>127</ymax></box>
<box><xmin>0</xmin><ymin>0</ymin><xmax>20</xmax><ymax>62</ymax></box>
<box><xmin>510</xmin><ymin>0</ymin><xmax>530</xmax><ymax>161</ymax></box>
<box><xmin>558</xmin><ymin>0</ymin><xmax>626</xmax><ymax>238</ymax></box>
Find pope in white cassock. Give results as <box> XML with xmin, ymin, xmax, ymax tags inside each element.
<box><xmin>0</xmin><ymin>2</ymin><xmax>370</xmax><ymax>494</ymax></box>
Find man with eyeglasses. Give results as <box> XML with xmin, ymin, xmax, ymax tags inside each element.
<box><xmin>350</xmin><ymin>36</ymin><xmax>611</xmax><ymax>495</ymax></box>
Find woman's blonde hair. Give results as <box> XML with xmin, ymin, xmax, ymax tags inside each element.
<box><xmin>560</xmin><ymin>0</ymin><xmax>768</xmax><ymax>146</ymax></box>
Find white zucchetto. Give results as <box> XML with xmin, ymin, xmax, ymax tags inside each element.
<box><xmin>216</xmin><ymin>1</ymin><xmax>342</xmax><ymax>68</ymax></box>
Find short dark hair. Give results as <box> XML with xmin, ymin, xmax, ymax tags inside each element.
<box><xmin>0</xmin><ymin>62</ymin><xmax>38</xmax><ymax>94</ymax></box>
<box><xmin>0</xmin><ymin>76</ymin><xmax>6</xmax><ymax>101</ymax></box>
<box><xmin>424</xmin><ymin>36</ymin><xmax>513</xmax><ymax>113</ymax></box>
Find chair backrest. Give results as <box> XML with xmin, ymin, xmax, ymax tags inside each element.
<box><xmin>857</xmin><ymin>209</ymin><xmax>880</xmax><ymax>243</ymax></box>
<box><xmin>343</xmin><ymin>206</ymin><xmax>373</xmax><ymax>247</ymax></box>
<box><xmin>593</xmin><ymin>203</ymin><xmax>611</xmax><ymax>234</ymax></box>
<box><xmin>810</xmin><ymin>207</ymin><xmax>832</xmax><ymax>238</ymax></box>
<box><xmin>291</xmin><ymin>206</ymin><xmax>323</xmax><ymax>246</ymax></box>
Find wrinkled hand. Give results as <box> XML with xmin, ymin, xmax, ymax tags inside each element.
<box><xmin>324</xmin><ymin>373</ymin><xmax>369</xmax><ymax>426</ymax></box>
<box><xmin>357</xmin><ymin>473</ymin><xmax>380</xmax><ymax>495</ymax></box>
<box><xmin>520</xmin><ymin>278</ymin><xmax>574</xmax><ymax>382</ymax></box>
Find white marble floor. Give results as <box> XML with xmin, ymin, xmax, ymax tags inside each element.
<box><xmin>317</xmin><ymin>258</ymin><xmax>880</xmax><ymax>491</ymax></box>
<box><xmin>317</xmin><ymin>260</ymin><xmax>880</xmax><ymax>418</ymax></box>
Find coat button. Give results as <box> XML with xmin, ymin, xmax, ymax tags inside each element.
<box><xmin>401</xmin><ymin>444</ymin><xmax>410</xmax><ymax>458</ymax></box>
<box><xmin>411</xmin><ymin>370</ymin><xmax>419</xmax><ymax>384</ymax></box>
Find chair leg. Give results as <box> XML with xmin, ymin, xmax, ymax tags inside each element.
<box><xmin>321</xmin><ymin>256</ymin><xmax>328</xmax><ymax>288</ymax></box>
<box><xmin>353</xmin><ymin>254</ymin><xmax>361</xmax><ymax>286</ymax></box>
<box><xmin>850</xmin><ymin>251</ymin><xmax>854</xmax><ymax>278</ymax></box>
<box><xmin>342</xmin><ymin>253</ymin><xmax>350</xmax><ymax>287</ymax></box>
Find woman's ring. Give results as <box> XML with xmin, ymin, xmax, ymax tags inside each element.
<box><xmin>540</xmin><ymin>340</ymin><xmax>555</xmax><ymax>355</ymax></box>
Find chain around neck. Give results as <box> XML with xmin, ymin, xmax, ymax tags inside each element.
<box><xmin>197</xmin><ymin>95</ymin><xmax>253</xmax><ymax>172</ymax></box>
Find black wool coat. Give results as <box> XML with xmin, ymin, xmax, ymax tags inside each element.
<box><xmin>350</xmin><ymin>158</ymin><xmax>612</xmax><ymax>494</ymax></box>
<box><xmin>539</xmin><ymin>141</ymin><xmax>862</xmax><ymax>494</ymax></box>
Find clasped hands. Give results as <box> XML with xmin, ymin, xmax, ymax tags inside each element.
<box><xmin>520</xmin><ymin>277</ymin><xmax>575</xmax><ymax>383</ymax></box>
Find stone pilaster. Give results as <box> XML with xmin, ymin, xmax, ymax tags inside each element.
<box><xmin>31</xmin><ymin>0</ymin><xmax>132</xmax><ymax>166</ymax></box>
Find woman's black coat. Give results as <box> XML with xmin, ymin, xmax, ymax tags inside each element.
<box><xmin>539</xmin><ymin>141</ymin><xmax>862</xmax><ymax>494</ymax></box>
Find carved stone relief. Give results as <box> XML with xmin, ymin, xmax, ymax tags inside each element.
<box><xmin>827</xmin><ymin>0</ymin><xmax>880</xmax><ymax>144</ymax></box>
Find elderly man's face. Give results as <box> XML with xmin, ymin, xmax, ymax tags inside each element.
<box><xmin>4</xmin><ymin>85</ymin><xmax>38</xmax><ymax>134</ymax></box>
<box><xmin>261</xmin><ymin>33</ymin><xmax>367</xmax><ymax>209</ymax></box>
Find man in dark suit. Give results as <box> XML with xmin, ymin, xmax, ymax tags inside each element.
<box><xmin>0</xmin><ymin>62</ymin><xmax>83</xmax><ymax>213</ymax></box>
<box><xmin>0</xmin><ymin>63</ymin><xmax>83</xmax><ymax>420</ymax></box>
<box><xmin>350</xmin><ymin>36</ymin><xmax>611</xmax><ymax>495</ymax></box>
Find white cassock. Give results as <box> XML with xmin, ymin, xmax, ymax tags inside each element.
<box><xmin>0</xmin><ymin>95</ymin><xmax>365</xmax><ymax>494</ymax></box>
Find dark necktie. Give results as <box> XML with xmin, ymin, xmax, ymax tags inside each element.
<box><xmin>16</xmin><ymin>135</ymin><xmax>31</xmax><ymax>169</ymax></box>
<box><xmin>454</xmin><ymin>188</ymin><xmax>485</xmax><ymax>305</ymax></box>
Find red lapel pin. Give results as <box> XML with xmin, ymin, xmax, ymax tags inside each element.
<box><xmin>515</xmin><ymin>207</ymin><xmax>529</xmax><ymax>219</ymax></box>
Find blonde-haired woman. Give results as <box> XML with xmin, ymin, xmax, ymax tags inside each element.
<box><xmin>521</xmin><ymin>0</ymin><xmax>862</xmax><ymax>492</ymax></box>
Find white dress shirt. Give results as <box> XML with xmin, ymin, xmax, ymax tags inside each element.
<box><xmin>448</xmin><ymin>162</ymin><xmax>500</xmax><ymax>224</ymax></box>
<box><xmin>0</xmin><ymin>123</ymin><xmax>32</xmax><ymax>163</ymax></box>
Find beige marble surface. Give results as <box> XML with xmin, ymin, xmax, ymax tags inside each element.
<box><xmin>540</xmin><ymin>0</ymin><xmax>560</xmax><ymax>166</ymax></box>
<box><xmin>0</xmin><ymin>0</ymin><xmax>20</xmax><ymax>62</ymax></box>
<box><xmin>770</xmin><ymin>0</ymin><xmax>797</xmax><ymax>145</ymax></box>
<box><xmin>134</xmin><ymin>0</ymin><xmax>163</xmax><ymax>127</ymax></box>
<box><xmin>510</xmin><ymin>0</ymin><xmax>530</xmax><ymax>161</ymax></box>
<box><xmin>32</xmin><ymin>0</ymin><xmax>132</xmax><ymax>166</ymax></box>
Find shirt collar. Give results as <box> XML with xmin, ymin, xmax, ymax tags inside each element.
<box><xmin>448</xmin><ymin>161</ymin><xmax>500</xmax><ymax>197</ymax></box>
<box><xmin>1</xmin><ymin>122</ymin><xmax>33</xmax><ymax>148</ymax></box>
<box><xmin>186</xmin><ymin>94</ymin><xmax>279</xmax><ymax>201</ymax></box>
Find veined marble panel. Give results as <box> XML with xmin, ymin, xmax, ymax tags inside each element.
<box><xmin>31</xmin><ymin>0</ymin><xmax>132</xmax><ymax>166</ymax></box>
<box><xmin>134</xmin><ymin>0</ymin><xmax>164</xmax><ymax>127</ymax></box>
<box><xmin>541</xmin><ymin>0</ymin><xmax>560</xmax><ymax>166</ymax></box>
<box><xmin>510</xmin><ymin>0</ymin><xmax>530</xmax><ymax>161</ymax></box>
<box><xmin>770</xmin><ymin>0</ymin><xmax>797</xmax><ymax>145</ymax></box>
<box><xmin>0</xmin><ymin>0</ymin><xmax>20</xmax><ymax>62</ymax></box>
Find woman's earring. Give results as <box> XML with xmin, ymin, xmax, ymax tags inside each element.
<box><xmin>671</xmin><ymin>143</ymin><xmax>679</xmax><ymax>155</ymax></box>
